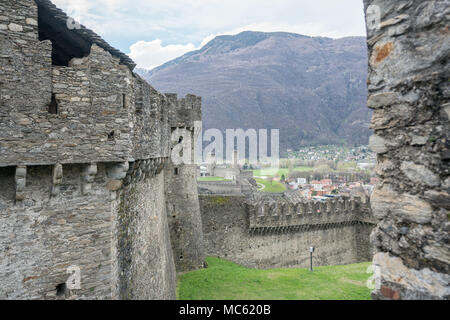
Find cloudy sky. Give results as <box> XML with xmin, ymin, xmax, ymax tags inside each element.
<box><xmin>51</xmin><ymin>0</ymin><xmax>367</xmax><ymax>70</ymax></box>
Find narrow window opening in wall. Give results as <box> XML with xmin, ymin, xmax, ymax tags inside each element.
<box><xmin>179</xmin><ymin>255</ymin><xmax>184</xmax><ymax>260</ymax></box>
<box><xmin>178</xmin><ymin>136</ymin><xmax>183</xmax><ymax>143</ymax></box>
<box><xmin>122</xmin><ymin>94</ymin><xmax>127</xmax><ymax>108</ymax></box>
<box><xmin>135</xmin><ymin>102</ymin><xmax>142</xmax><ymax>114</ymax></box>
<box><xmin>108</xmin><ymin>131</ymin><xmax>115</xmax><ymax>141</ymax></box>
<box><xmin>174</xmin><ymin>168</ymin><xmax>178</xmax><ymax>175</ymax></box>
<box><xmin>56</xmin><ymin>283</ymin><xmax>66</xmax><ymax>297</ymax></box>
<box><xmin>49</xmin><ymin>94</ymin><xmax>59</xmax><ymax>114</ymax></box>
<box><xmin>0</xmin><ymin>166</ymin><xmax>15</xmax><ymax>201</ymax></box>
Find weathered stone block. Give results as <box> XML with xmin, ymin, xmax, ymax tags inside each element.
<box><xmin>52</xmin><ymin>163</ymin><xmax>63</xmax><ymax>185</ymax></box>
<box><xmin>85</xmin><ymin>163</ymin><xmax>98</xmax><ymax>176</ymax></box>
<box><xmin>380</xmin><ymin>14</ymin><xmax>409</xmax><ymax>29</ymax></box>
<box><xmin>367</xmin><ymin>92</ymin><xmax>399</xmax><ymax>109</ymax></box>
<box><xmin>8</xmin><ymin>23</ymin><xmax>23</xmax><ymax>32</ymax></box>
<box><xmin>423</xmin><ymin>243</ymin><xmax>450</xmax><ymax>266</ymax></box>
<box><xmin>25</xmin><ymin>18</ymin><xmax>37</xmax><ymax>26</ymax></box>
<box><xmin>106</xmin><ymin>180</ymin><xmax>122</xmax><ymax>191</ymax></box>
<box><xmin>372</xmin><ymin>253</ymin><xmax>450</xmax><ymax>300</ymax></box>
<box><xmin>409</xmin><ymin>134</ymin><xmax>428</xmax><ymax>146</ymax></box>
<box><xmin>400</xmin><ymin>161</ymin><xmax>440</xmax><ymax>187</ymax></box>
<box><xmin>15</xmin><ymin>192</ymin><xmax>25</xmax><ymax>202</ymax></box>
<box><xmin>371</xmin><ymin>185</ymin><xmax>433</xmax><ymax>224</ymax></box>
<box><xmin>107</xmin><ymin>162</ymin><xmax>129</xmax><ymax>180</ymax></box>
<box><xmin>369</xmin><ymin>135</ymin><xmax>388</xmax><ymax>154</ymax></box>
<box><xmin>423</xmin><ymin>190</ymin><xmax>450</xmax><ymax>210</ymax></box>
<box><xmin>16</xmin><ymin>166</ymin><xmax>27</xmax><ymax>178</ymax></box>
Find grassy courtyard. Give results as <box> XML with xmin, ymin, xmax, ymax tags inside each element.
<box><xmin>255</xmin><ymin>178</ymin><xmax>287</xmax><ymax>193</ymax></box>
<box><xmin>177</xmin><ymin>257</ymin><xmax>372</xmax><ymax>300</ymax></box>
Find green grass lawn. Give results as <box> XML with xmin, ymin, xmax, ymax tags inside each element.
<box><xmin>255</xmin><ymin>178</ymin><xmax>287</xmax><ymax>193</ymax></box>
<box><xmin>252</xmin><ymin>166</ymin><xmax>313</xmax><ymax>178</ymax></box>
<box><xmin>198</xmin><ymin>176</ymin><xmax>232</xmax><ymax>182</ymax></box>
<box><xmin>177</xmin><ymin>257</ymin><xmax>372</xmax><ymax>300</ymax></box>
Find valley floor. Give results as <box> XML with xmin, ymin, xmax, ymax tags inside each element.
<box><xmin>177</xmin><ymin>257</ymin><xmax>373</xmax><ymax>300</ymax></box>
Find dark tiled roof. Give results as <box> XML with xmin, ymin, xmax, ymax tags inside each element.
<box><xmin>35</xmin><ymin>0</ymin><xmax>136</xmax><ymax>70</ymax></box>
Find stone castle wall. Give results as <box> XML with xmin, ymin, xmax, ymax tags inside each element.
<box><xmin>0</xmin><ymin>26</ymin><xmax>170</xmax><ymax>165</ymax></box>
<box><xmin>118</xmin><ymin>162</ymin><xmax>176</xmax><ymax>300</ymax></box>
<box><xmin>364</xmin><ymin>0</ymin><xmax>449</xmax><ymax>299</ymax></box>
<box><xmin>198</xmin><ymin>180</ymin><xmax>244</xmax><ymax>195</ymax></box>
<box><xmin>165</xmin><ymin>162</ymin><xmax>205</xmax><ymax>272</ymax></box>
<box><xmin>164</xmin><ymin>92</ymin><xmax>205</xmax><ymax>273</ymax></box>
<box><xmin>0</xmin><ymin>163</ymin><xmax>121</xmax><ymax>299</ymax></box>
<box><xmin>247</xmin><ymin>193</ymin><xmax>374</xmax><ymax>231</ymax></box>
<box><xmin>0</xmin><ymin>161</ymin><xmax>177</xmax><ymax>299</ymax></box>
<box><xmin>0</xmin><ymin>0</ymin><xmax>203</xmax><ymax>299</ymax></box>
<box><xmin>199</xmin><ymin>193</ymin><xmax>375</xmax><ymax>269</ymax></box>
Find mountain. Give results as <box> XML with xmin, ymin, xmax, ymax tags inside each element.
<box><xmin>138</xmin><ymin>31</ymin><xmax>370</xmax><ymax>152</ymax></box>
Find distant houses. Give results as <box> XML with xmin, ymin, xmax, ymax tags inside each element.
<box><xmin>285</xmin><ymin>175</ymin><xmax>377</xmax><ymax>200</ymax></box>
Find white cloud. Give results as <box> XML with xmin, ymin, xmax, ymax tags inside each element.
<box><xmin>129</xmin><ymin>40</ymin><xmax>196</xmax><ymax>70</ymax></box>
<box><xmin>50</xmin><ymin>0</ymin><xmax>106</xmax><ymax>34</ymax></box>
<box><xmin>51</xmin><ymin>0</ymin><xmax>92</xmax><ymax>15</ymax></box>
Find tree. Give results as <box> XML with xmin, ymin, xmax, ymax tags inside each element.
<box><xmin>313</xmin><ymin>164</ymin><xmax>331</xmax><ymax>173</ymax></box>
<box><xmin>281</xmin><ymin>174</ymin><xmax>286</xmax><ymax>182</ymax></box>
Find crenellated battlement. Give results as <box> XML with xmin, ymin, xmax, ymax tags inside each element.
<box><xmin>199</xmin><ymin>193</ymin><xmax>376</xmax><ymax>269</ymax></box>
<box><xmin>247</xmin><ymin>193</ymin><xmax>374</xmax><ymax>233</ymax></box>
<box><xmin>165</xmin><ymin>93</ymin><xmax>202</xmax><ymax>128</ymax></box>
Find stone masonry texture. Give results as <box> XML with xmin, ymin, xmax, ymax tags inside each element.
<box><xmin>1</xmin><ymin>0</ymin><xmax>449</xmax><ymax>301</ymax></box>
<box><xmin>199</xmin><ymin>193</ymin><xmax>376</xmax><ymax>269</ymax></box>
<box><xmin>364</xmin><ymin>0</ymin><xmax>449</xmax><ymax>299</ymax></box>
<box><xmin>0</xmin><ymin>0</ymin><xmax>203</xmax><ymax>299</ymax></box>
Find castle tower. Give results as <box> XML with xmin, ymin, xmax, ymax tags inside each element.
<box><xmin>164</xmin><ymin>94</ymin><xmax>206</xmax><ymax>272</ymax></box>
